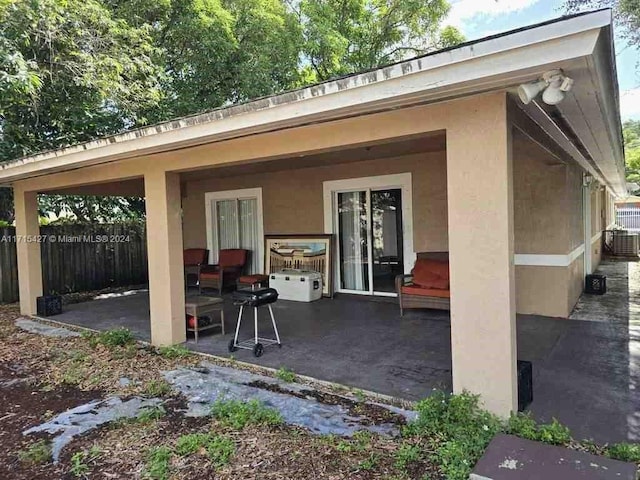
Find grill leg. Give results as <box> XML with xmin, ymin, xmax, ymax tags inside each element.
<box><xmin>268</xmin><ymin>304</ymin><xmax>281</xmax><ymax>345</ymax></box>
<box><xmin>233</xmin><ymin>305</ymin><xmax>243</xmax><ymax>346</ymax></box>
<box><xmin>254</xmin><ymin>306</ymin><xmax>259</xmax><ymax>345</ymax></box>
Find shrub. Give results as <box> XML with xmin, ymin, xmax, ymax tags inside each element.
<box><xmin>606</xmin><ymin>443</ymin><xmax>640</xmax><ymax>462</ymax></box>
<box><xmin>18</xmin><ymin>440</ymin><xmax>51</xmax><ymax>465</ymax></box>
<box><xmin>210</xmin><ymin>399</ymin><xmax>283</xmax><ymax>429</ymax></box>
<box><xmin>507</xmin><ymin>412</ymin><xmax>540</xmax><ymax>441</ymax></box>
<box><xmin>537</xmin><ymin>419</ymin><xmax>571</xmax><ymax>446</ymax></box>
<box><xmin>145</xmin><ymin>446</ymin><xmax>172</xmax><ymax>480</ymax></box>
<box><xmin>394</xmin><ymin>442</ymin><xmax>422</xmax><ymax>470</ymax></box>
<box><xmin>404</xmin><ymin>391</ymin><xmax>501</xmax><ymax>480</ymax></box>
<box><xmin>275</xmin><ymin>367</ymin><xmax>297</xmax><ymax>383</ymax></box>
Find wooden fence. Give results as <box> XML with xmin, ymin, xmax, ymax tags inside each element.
<box><xmin>0</xmin><ymin>224</ymin><xmax>148</xmax><ymax>303</ymax></box>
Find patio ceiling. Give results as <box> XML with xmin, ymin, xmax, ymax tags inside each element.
<box><xmin>0</xmin><ymin>10</ymin><xmax>625</xmax><ymax>196</ymax></box>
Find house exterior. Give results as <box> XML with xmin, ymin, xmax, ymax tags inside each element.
<box><xmin>0</xmin><ymin>10</ymin><xmax>624</xmax><ymax>417</ymax></box>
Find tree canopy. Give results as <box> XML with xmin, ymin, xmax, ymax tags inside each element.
<box><xmin>0</xmin><ymin>0</ymin><xmax>463</xmax><ymax>222</ymax></box>
<box><xmin>563</xmin><ymin>1</ymin><xmax>640</xmax><ymax>57</ymax></box>
<box><xmin>623</xmin><ymin>119</ymin><xmax>640</xmax><ymax>188</ymax></box>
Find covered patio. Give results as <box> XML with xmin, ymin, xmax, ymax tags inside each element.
<box><xmin>47</xmin><ymin>259</ymin><xmax>640</xmax><ymax>445</ymax></box>
<box><xmin>4</xmin><ymin>11</ymin><xmax>626</xmax><ymax>421</ymax></box>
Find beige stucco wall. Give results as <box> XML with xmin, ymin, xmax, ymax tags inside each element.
<box><xmin>182</xmin><ymin>151</ymin><xmax>449</xmax><ymax>253</ymax></box>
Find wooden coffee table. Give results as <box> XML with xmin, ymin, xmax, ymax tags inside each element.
<box><xmin>185</xmin><ymin>296</ymin><xmax>225</xmax><ymax>343</ymax></box>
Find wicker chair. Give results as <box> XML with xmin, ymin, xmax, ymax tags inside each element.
<box><xmin>396</xmin><ymin>252</ymin><xmax>450</xmax><ymax>316</ymax></box>
<box><xmin>199</xmin><ymin>249</ymin><xmax>248</xmax><ymax>295</ymax></box>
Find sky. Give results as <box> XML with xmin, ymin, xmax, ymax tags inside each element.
<box><xmin>445</xmin><ymin>0</ymin><xmax>640</xmax><ymax>121</ymax></box>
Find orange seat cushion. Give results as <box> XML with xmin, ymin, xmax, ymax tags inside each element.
<box><xmin>412</xmin><ymin>259</ymin><xmax>449</xmax><ymax>290</ymax></box>
<box><xmin>239</xmin><ymin>274</ymin><xmax>268</xmax><ymax>284</ymax></box>
<box><xmin>200</xmin><ymin>271</ymin><xmax>221</xmax><ymax>280</ymax></box>
<box><xmin>401</xmin><ymin>285</ymin><xmax>450</xmax><ymax>298</ymax></box>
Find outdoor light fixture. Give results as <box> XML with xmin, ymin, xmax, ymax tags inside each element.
<box><xmin>517</xmin><ymin>69</ymin><xmax>574</xmax><ymax>106</ymax></box>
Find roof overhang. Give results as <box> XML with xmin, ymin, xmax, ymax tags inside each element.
<box><xmin>0</xmin><ymin>9</ymin><xmax>626</xmax><ymax>196</ymax></box>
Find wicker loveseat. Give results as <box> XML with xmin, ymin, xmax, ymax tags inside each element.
<box><xmin>395</xmin><ymin>252</ymin><xmax>450</xmax><ymax>316</ymax></box>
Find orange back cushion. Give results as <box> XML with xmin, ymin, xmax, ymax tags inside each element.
<box><xmin>184</xmin><ymin>248</ymin><xmax>208</xmax><ymax>266</ymax></box>
<box><xmin>412</xmin><ymin>259</ymin><xmax>450</xmax><ymax>290</ymax></box>
<box><xmin>219</xmin><ymin>249</ymin><xmax>248</xmax><ymax>268</ymax></box>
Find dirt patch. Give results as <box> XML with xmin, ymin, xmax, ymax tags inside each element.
<box><xmin>247</xmin><ymin>380</ymin><xmax>406</xmax><ymax>426</ymax></box>
<box><xmin>0</xmin><ymin>361</ymin><xmax>102</xmax><ymax>480</ymax></box>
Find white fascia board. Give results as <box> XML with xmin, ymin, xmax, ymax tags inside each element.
<box><xmin>0</xmin><ymin>11</ymin><xmax>611</xmax><ymax>183</ymax></box>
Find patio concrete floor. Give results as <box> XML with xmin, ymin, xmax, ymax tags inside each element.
<box><xmin>47</xmin><ymin>259</ymin><xmax>640</xmax><ymax>444</ymax></box>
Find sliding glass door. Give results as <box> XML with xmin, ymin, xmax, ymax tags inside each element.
<box><xmin>335</xmin><ymin>188</ymin><xmax>404</xmax><ymax>295</ymax></box>
<box><xmin>207</xmin><ymin>189</ymin><xmax>263</xmax><ymax>274</ymax></box>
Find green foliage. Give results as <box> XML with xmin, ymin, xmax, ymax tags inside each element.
<box><xmin>137</xmin><ymin>405</ymin><xmax>167</xmax><ymax>423</ymax></box>
<box><xmin>296</xmin><ymin>0</ymin><xmax>463</xmax><ymax>82</ymax></box>
<box><xmin>70</xmin><ymin>446</ymin><xmax>101</xmax><ymax>477</ymax></box>
<box><xmin>394</xmin><ymin>442</ymin><xmax>422</xmax><ymax>470</ymax></box>
<box><xmin>143</xmin><ymin>379</ymin><xmax>172</xmax><ymax>397</ymax></box>
<box><xmin>507</xmin><ymin>413</ymin><xmax>571</xmax><ymax>446</ymax></box>
<box><xmin>563</xmin><ymin>1</ymin><xmax>640</xmax><ymax>55</ymax></box>
<box><xmin>623</xmin><ymin>120</ymin><xmax>640</xmax><ymax>188</ymax></box>
<box><xmin>18</xmin><ymin>440</ymin><xmax>52</xmax><ymax>465</ymax></box>
<box><xmin>0</xmin><ymin>0</ymin><xmax>164</xmax><ymax>162</ymax></box>
<box><xmin>357</xmin><ymin>452</ymin><xmax>379</xmax><ymax>470</ymax></box>
<box><xmin>158</xmin><ymin>344</ymin><xmax>192</xmax><ymax>359</ymax></box>
<box><xmin>144</xmin><ymin>446</ymin><xmax>172</xmax><ymax>480</ymax></box>
<box><xmin>175</xmin><ymin>433</ymin><xmax>235</xmax><ymax>468</ymax></box>
<box><xmin>84</xmin><ymin>327</ymin><xmax>135</xmax><ymax>349</ymax></box>
<box><xmin>606</xmin><ymin>442</ymin><xmax>640</xmax><ymax>462</ymax></box>
<box><xmin>404</xmin><ymin>391</ymin><xmax>502</xmax><ymax>480</ymax></box>
<box><xmin>210</xmin><ymin>399</ymin><xmax>283</xmax><ymax>429</ymax></box>
<box><xmin>275</xmin><ymin>366</ymin><xmax>297</xmax><ymax>383</ymax></box>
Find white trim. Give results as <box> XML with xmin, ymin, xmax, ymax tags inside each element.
<box><xmin>583</xmin><ymin>182</ymin><xmax>593</xmax><ymax>275</ymax></box>
<box><xmin>514</xmin><ymin>244</ymin><xmax>585</xmax><ymax>267</ymax></box>
<box><xmin>204</xmin><ymin>188</ymin><xmax>264</xmax><ymax>268</ymax></box>
<box><xmin>0</xmin><ymin>12</ymin><xmax>614</xmax><ymax>186</ymax></box>
<box><xmin>591</xmin><ymin>231</ymin><xmax>602</xmax><ymax>244</ymax></box>
<box><xmin>323</xmin><ymin>173</ymin><xmax>414</xmax><ymax>295</ymax></box>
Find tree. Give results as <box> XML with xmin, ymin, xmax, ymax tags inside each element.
<box><xmin>624</xmin><ymin>119</ymin><xmax>640</xmax><ymax>187</ymax></box>
<box><xmin>294</xmin><ymin>0</ymin><xmax>464</xmax><ymax>82</ymax></box>
<box><xmin>38</xmin><ymin>195</ymin><xmax>146</xmax><ymax>223</ymax></box>
<box><xmin>0</xmin><ymin>0</ymin><xmax>165</xmax><ymax>161</ymax></box>
<box><xmin>563</xmin><ymin>1</ymin><xmax>640</xmax><ymax>54</ymax></box>
<box><xmin>105</xmin><ymin>0</ymin><xmax>304</xmax><ymax>120</ymax></box>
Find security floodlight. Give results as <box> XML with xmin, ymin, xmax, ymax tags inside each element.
<box><xmin>517</xmin><ymin>80</ymin><xmax>547</xmax><ymax>105</ymax></box>
<box><xmin>517</xmin><ymin>69</ymin><xmax>574</xmax><ymax>106</ymax></box>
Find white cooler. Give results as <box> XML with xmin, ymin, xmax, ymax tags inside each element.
<box><xmin>269</xmin><ymin>269</ymin><xmax>323</xmax><ymax>302</ymax></box>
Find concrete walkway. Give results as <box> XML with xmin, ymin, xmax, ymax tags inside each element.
<box><xmin>47</xmin><ymin>263</ymin><xmax>640</xmax><ymax>443</ymax></box>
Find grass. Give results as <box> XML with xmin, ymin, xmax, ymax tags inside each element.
<box><xmin>18</xmin><ymin>440</ymin><xmax>52</xmax><ymax>465</ymax></box>
<box><xmin>157</xmin><ymin>344</ymin><xmax>192</xmax><ymax>359</ymax></box>
<box><xmin>144</xmin><ymin>446</ymin><xmax>172</xmax><ymax>480</ymax></box>
<box><xmin>606</xmin><ymin>442</ymin><xmax>640</xmax><ymax>462</ymax></box>
<box><xmin>137</xmin><ymin>405</ymin><xmax>167</xmax><ymax>423</ymax></box>
<box><xmin>275</xmin><ymin>366</ymin><xmax>297</xmax><ymax>383</ymax></box>
<box><xmin>70</xmin><ymin>446</ymin><xmax>101</xmax><ymax>478</ymax></box>
<box><xmin>83</xmin><ymin>328</ymin><xmax>135</xmax><ymax>349</ymax></box>
<box><xmin>210</xmin><ymin>399</ymin><xmax>283</xmax><ymax>429</ymax></box>
<box><xmin>143</xmin><ymin>379</ymin><xmax>172</xmax><ymax>397</ymax></box>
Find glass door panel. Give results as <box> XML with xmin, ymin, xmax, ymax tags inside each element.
<box><xmin>337</xmin><ymin>191</ymin><xmax>370</xmax><ymax>291</ymax></box>
<box><xmin>371</xmin><ymin>189</ymin><xmax>403</xmax><ymax>293</ymax></box>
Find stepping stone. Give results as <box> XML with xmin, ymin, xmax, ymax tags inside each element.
<box><xmin>471</xmin><ymin>434</ymin><xmax>637</xmax><ymax>480</ymax></box>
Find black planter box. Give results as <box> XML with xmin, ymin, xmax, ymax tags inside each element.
<box><xmin>585</xmin><ymin>274</ymin><xmax>606</xmax><ymax>295</ymax></box>
<box><xmin>36</xmin><ymin>295</ymin><xmax>63</xmax><ymax>316</ymax></box>
<box><xmin>517</xmin><ymin>360</ymin><xmax>533</xmax><ymax>412</ymax></box>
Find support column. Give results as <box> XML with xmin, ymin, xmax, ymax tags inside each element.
<box><xmin>446</xmin><ymin>94</ymin><xmax>517</xmax><ymax>416</ymax></box>
<box><xmin>144</xmin><ymin>170</ymin><xmax>186</xmax><ymax>346</ymax></box>
<box><xmin>14</xmin><ymin>185</ymin><xmax>43</xmax><ymax>315</ymax></box>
